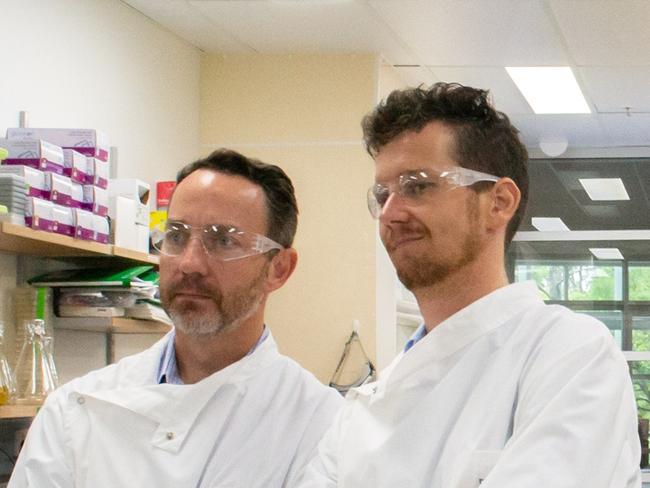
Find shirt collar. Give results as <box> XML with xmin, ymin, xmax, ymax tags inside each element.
<box><xmin>157</xmin><ymin>326</ymin><xmax>270</xmax><ymax>384</ymax></box>
<box><xmin>403</xmin><ymin>323</ymin><xmax>427</xmax><ymax>353</ymax></box>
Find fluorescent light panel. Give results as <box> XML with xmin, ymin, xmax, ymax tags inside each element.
<box><xmin>531</xmin><ymin>217</ymin><xmax>570</xmax><ymax>232</ymax></box>
<box><xmin>505</xmin><ymin>67</ymin><xmax>590</xmax><ymax>114</ymax></box>
<box><xmin>579</xmin><ymin>178</ymin><xmax>630</xmax><ymax>201</ymax></box>
<box><xmin>589</xmin><ymin>248</ymin><xmax>624</xmax><ymax>260</ymax></box>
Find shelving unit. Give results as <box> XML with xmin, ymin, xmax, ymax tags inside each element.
<box><xmin>0</xmin><ymin>404</ymin><xmax>40</xmax><ymax>419</ymax></box>
<box><xmin>0</xmin><ymin>222</ymin><xmax>159</xmax><ymax>265</ymax></box>
<box><xmin>0</xmin><ymin>221</ymin><xmax>165</xmax><ymax>418</ymax></box>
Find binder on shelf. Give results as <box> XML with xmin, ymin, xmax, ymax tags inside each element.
<box><xmin>28</xmin><ymin>265</ymin><xmax>156</xmax><ymax>288</ymax></box>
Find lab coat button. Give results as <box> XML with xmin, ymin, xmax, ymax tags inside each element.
<box><xmin>166</xmin><ymin>432</ymin><xmax>175</xmax><ymax>440</ymax></box>
<box><xmin>77</xmin><ymin>396</ymin><xmax>85</xmax><ymax>405</ymax></box>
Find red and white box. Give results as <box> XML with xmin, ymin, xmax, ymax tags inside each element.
<box><xmin>52</xmin><ymin>204</ymin><xmax>75</xmax><ymax>237</ymax></box>
<box><xmin>63</xmin><ymin>149</ymin><xmax>92</xmax><ymax>184</ymax></box>
<box><xmin>0</xmin><ymin>138</ymin><xmax>65</xmax><ymax>174</ymax></box>
<box><xmin>83</xmin><ymin>185</ymin><xmax>108</xmax><ymax>216</ymax></box>
<box><xmin>25</xmin><ymin>197</ymin><xmax>54</xmax><ymax>232</ymax></box>
<box><xmin>73</xmin><ymin>208</ymin><xmax>94</xmax><ymax>240</ymax></box>
<box><xmin>6</xmin><ymin>128</ymin><xmax>110</xmax><ymax>162</ymax></box>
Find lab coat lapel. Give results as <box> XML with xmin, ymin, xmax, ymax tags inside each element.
<box><xmin>383</xmin><ymin>282</ymin><xmax>543</xmax><ymax>393</ymax></box>
<box><xmin>73</xmin><ymin>332</ymin><xmax>282</xmax><ymax>453</ymax></box>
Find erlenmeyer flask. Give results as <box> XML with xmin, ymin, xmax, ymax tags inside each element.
<box><xmin>0</xmin><ymin>321</ymin><xmax>16</xmax><ymax>405</ymax></box>
<box><xmin>329</xmin><ymin>320</ymin><xmax>376</xmax><ymax>396</ymax></box>
<box><xmin>14</xmin><ymin>320</ymin><xmax>57</xmax><ymax>405</ymax></box>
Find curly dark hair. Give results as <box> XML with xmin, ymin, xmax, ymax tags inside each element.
<box><xmin>362</xmin><ymin>82</ymin><xmax>528</xmax><ymax>245</ymax></box>
<box><xmin>175</xmin><ymin>149</ymin><xmax>298</xmax><ymax>248</ymax></box>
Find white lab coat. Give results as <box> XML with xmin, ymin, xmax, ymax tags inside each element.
<box><xmin>10</xmin><ymin>331</ymin><xmax>342</xmax><ymax>488</ymax></box>
<box><xmin>297</xmin><ymin>282</ymin><xmax>641</xmax><ymax>488</ymax></box>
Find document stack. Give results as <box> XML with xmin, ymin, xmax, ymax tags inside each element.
<box><xmin>0</xmin><ymin>173</ymin><xmax>27</xmax><ymax>225</ymax></box>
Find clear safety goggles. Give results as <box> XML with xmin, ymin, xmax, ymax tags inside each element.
<box><xmin>367</xmin><ymin>167</ymin><xmax>500</xmax><ymax>219</ymax></box>
<box><xmin>151</xmin><ymin>221</ymin><xmax>284</xmax><ymax>261</ymax></box>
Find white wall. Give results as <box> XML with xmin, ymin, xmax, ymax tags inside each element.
<box><xmin>0</xmin><ymin>0</ymin><xmax>201</xmax><ymax>183</ymax></box>
<box><xmin>0</xmin><ymin>0</ymin><xmax>201</xmax><ymax>376</ymax></box>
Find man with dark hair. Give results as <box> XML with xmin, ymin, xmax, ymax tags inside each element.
<box><xmin>10</xmin><ymin>149</ymin><xmax>342</xmax><ymax>488</ymax></box>
<box><xmin>297</xmin><ymin>83</ymin><xmax>640</xmax><ymax>487</ymax></box>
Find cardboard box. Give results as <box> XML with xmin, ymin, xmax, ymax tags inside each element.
<box><xmin>46</xmin><ymin>173</ymin><xmax>73</xmax><ymax>206</ymax></box>
<box><xmin>52</xmin><ymin>204</ymin><xmax>74</xmax><ymax>237</ymax></box>
<box><xmin>93</xmin><ymin>214</ymin><xmax>110</xmax><ymax>244</ymax></box>
<box><xmin>6</xmin><ymin>128</ymin><xmax>110</xmax><ymax>162</ymax></box>
<box><xmin>0</xmin><ymin>138</ymin><xmax>65</xmax><ymax>174</ymax></box>
<box><xmin>111</xmin><ymin>196</ymin><xmax>136</xmax><ymax>250</ymax></box>
<box><xmin>82</xmin><ymin>185</ymin><xmax>108</xmax><ymax>216</ymax></box>
<box><xmin>25</xmin><ymin>197</ymin><xmax>54</xmax><ymax>232</ymax></box>
<box><xmin>108</xmin><ymin>178</ymin><xmax>150</xmax><ymax>225</ymax></box>
<box><xmin>0</xmin><ymin>165</ymin><xmax>47</xmax><ymax>198</ymax></box>
<box><xmin>72</xmin><ymin>208</ymin><xmax>94</xmax><ymax>240</ymax></box>
<box><xmin>88</xmin><ymin>158</ymin><xmax>109</xmax><ymax>189</ymax></box>
<box><xmin>63</xmin><ymin>149</ymin><xmax>92</xmax><ymax>184</ymax></box>
<box><xmin>156</xmin><ymin>181</ymin><xmax>175</xmax><ymax>209</ymax></box>
<box><xmin>69</xmin><ymin>182</ymin><xmax>83</xmax><ymax>208</ymax></box>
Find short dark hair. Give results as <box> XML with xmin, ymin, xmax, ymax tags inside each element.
<box><xmin>362</xmin><ymin>82</ymin><xmax>528</xmax><ymax>245</ymax></box>
<box><xmin>176</xmin><ymin>149</ymin><xmax>298</xmax><ymax>248</ymax></box>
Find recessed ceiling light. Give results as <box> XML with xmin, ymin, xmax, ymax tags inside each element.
<box><xmin>531</xmin><ymin>217</ymin><xmax>570</xmax><ymax>231</ymax></box>
<box><xmin>505</xmin><ymin>67</ymin><xmax>590</xmax><ymax>114</ymax></box>
<box><xmin>589</xmin><ymin>248</ymin><xmax>624</xmax><ymax>260</ymax></box>
<box><xmin>579</xmin><ymin>178</ymin><xmax>630</xmax><ymax>201</ymax></box>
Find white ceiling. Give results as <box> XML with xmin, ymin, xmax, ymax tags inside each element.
<box><xmin>122</xmin><ymin>0</ymin><xmax>650</xmax><ymax>152</ymax></box>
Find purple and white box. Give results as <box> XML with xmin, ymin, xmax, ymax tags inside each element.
<box><xmin>83</xmin><ymin>185</ymin><xmax>108</xmax><ymax>216</ymax></box>
<box><xmin>46</xmin><ymin>173</ymin><xmax>73</xmax><ymax>206</ymax></box>
<box><xmin>0</xmin><ymin>165</ymin><xmax>48</xmax><ymax>199</ymax></box>
<box><xmin>69</xmin><ymin>182</ymin><xmax>83</xmax><ymax>208</ymax></box>
<box><xmin>63</xmin><ymin>149</ymin><xmax>92</xmax><ymax>184</ymax></box>
<box><xmin>52</xmin><ymin>204</ymin><xmax>75</xmax><ymax>237</ymax></box>
<box><xmin>25</xmin><ymin>197</ymin><xmax>54</xmax><ymax>232</ymax></box>
<box><xmin>6</xmin><ymin>128</ymin><xmax>110</xmax><ymax>162</ymax></box>
<box><xmin>0</xmin><ymin>138</ymin><xmax>65</xmax><ymax>174</ymax></box>
<box><xmin>93</xmin><ymin>214</ymin><xmax>110</xmax><ymax>244</ymax></box>
<box><xmin>88</xmin><ymin>157</ymin><xmax>109</xmax><ymax>189</ymax></box>
<box><xmin>73</xmin><ymin>208</ymin><xmax>94</xmax><ymax>240</ymax></box>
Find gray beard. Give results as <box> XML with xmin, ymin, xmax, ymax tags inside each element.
<box><xmin>163</xmin><ymin>266</ymin><xmax>268</xmax><ymax>338</ymax></box>
<box><xmin>168</xmin><ymin>292</ymin><xmax>263</xmax><ymax>337</ymax></box>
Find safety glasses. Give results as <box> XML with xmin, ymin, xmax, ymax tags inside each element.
<box><xmin>151</xmin><ymin>221</ymin><xmax>284</xmax><ymax>261</ymax></box>
<box><xmin>367</xmin><ymin>167</ymin><xmax>500</xmax><ymax>219</ymax></box>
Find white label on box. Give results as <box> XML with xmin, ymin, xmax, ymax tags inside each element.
<box><xmin>25</xmin><ymin>197</ymin><xmax>54</xmax><ymax>232</ymax></box>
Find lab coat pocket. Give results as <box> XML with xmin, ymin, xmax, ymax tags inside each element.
<box><xmin>453</xmin><ymin>450</ymin><xmax>502</xmax><ymax>488</ymax></box>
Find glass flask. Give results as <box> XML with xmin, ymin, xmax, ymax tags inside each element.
<box><xmin>0</xmin><ymin>322</ymin><xmax>16</xmax><ymax>405</ymax></box>
<box><xmin>14</xmin><ymin>319</ymin><xmax>58</xmax><ymax>405</ymax></box>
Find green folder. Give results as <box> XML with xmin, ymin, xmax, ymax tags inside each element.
<box><xmin>28</xmin><ymin>265</ymin><xmax>156</xmax><ymax>288</ymax></box>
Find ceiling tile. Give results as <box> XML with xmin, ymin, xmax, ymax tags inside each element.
<box><xmin>579</xmin><ymin>67</ymin><xmax>650</xmax><ymax>113</ymax></box>
<box><xmin>368</xmin><ymin>0</ymin><xmax>570</xmax><ymax>66</ymax></box>
<box><xmin>123</xmin><ymin>0</ymin><xmax>251</xmax><ymax>51</ymax></box>
<box><xmin>511</xmin><ymin>114</ymin><xmax>609</xmax><ymax>149</ymax></box>
<box><xmin>188</xmin><ymin>0</ymin><xmax>418</xmax><ymax>62</ymax></box>
<box><xmin>427</xmin><ymin>67</ymin><xmax>531</xmax><ymax>115</ymax></box>
<box><xmin>549</xmin><ymin>0</ymin><xmax>650</xmax><ymax>65</ymax></box>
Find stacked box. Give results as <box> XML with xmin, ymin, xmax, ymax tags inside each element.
<box><xmin>0</xmin><ymin>138</ymin><xmax>65</xmax><ymax>174</ymax></box>
<box><xmin>0</xmin><ymin>174</ymin><xmax>27</xmax><ymax>224</ymax></box>
<box><xmin>6</xmin><ymin>128</ymin><xmax>109</xmax><ymax>162</ymax></box>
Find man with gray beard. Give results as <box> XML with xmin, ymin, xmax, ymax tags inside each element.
<box><xmin>10</xmin><ymin>149</ymin><xmax>342</xmax><ymax>488</ymax></box>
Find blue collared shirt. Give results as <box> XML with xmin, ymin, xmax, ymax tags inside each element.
<box><xmin>157</xmin><ymin>326</ymin><xmax>270</xmax><ymax>384</ymax></box>
<box><xmin>403</xmin><ymin>323</ymin><xmax>428</xmax><ymax>353</ymax></box>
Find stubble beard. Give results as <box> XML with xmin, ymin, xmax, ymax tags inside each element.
<box><xmin>392</xmin><ymin>196</ymin><xmax>482</xmax><ymax>291</ymax></box>
<box><xmin>162</xmin><ymin>265</ymin><xmax>268</xmax><ymax>338</ymax></box>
